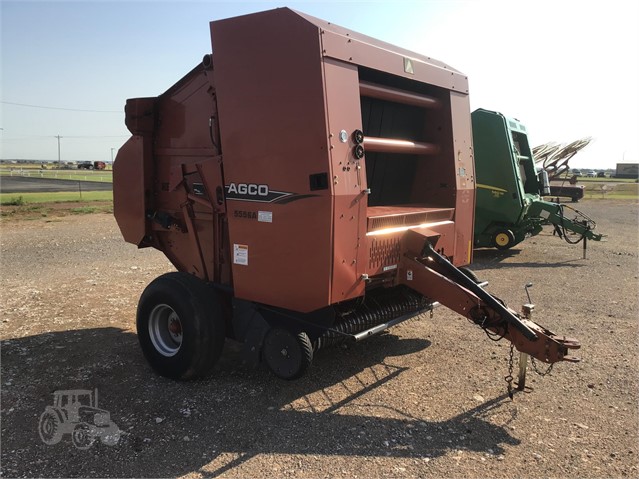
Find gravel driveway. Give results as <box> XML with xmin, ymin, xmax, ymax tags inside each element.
<box><xmin>1</xmin><ymin>199</ymin><xmax>637</xmax><ymax>478</ymax></box>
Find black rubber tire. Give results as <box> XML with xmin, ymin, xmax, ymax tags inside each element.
<box><xmin>492</xmin><ymin>229</ymin><xmax>516</xmax><ymax>250</ymax></box>
<box><xmin>262</xmin><ymin>328</ymin><xmax>313</xmax><ymax>380</ymax></box>
<box><xmin>459</xmin><ymin>266</ymin><xmax>482</xmax><ymax>284</ymax></box>
<box><xmin>136</xmin><ymin>272</ymin><xmax>225</xmax><ymax>380</ymax></box>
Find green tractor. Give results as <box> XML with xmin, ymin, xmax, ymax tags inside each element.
<box><xmin>471</xmin><ymin>108</ymin><xmax>603</xmax><ymax>250</ymax></box>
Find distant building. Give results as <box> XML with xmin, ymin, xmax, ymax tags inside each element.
<box><xmin>615</xmin><ymin>163</ymin><xmax>639</xmax><ymax>178</ymax></box>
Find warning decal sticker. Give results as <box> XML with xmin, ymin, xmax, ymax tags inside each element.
<box><xmin>233</xmin><ymin>244</ymin><xmax>249</xmax><ymax>266</ymax></box>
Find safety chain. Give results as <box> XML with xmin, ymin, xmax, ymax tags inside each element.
<box><xmin>530</xmin><ymin>356</ymin><xmax>555</xmax><ymax>376</ymax></box>
<box><xmin>505</xmin><ymin>343</ymin><xmax>515</xmax><ymax>399</ymax></box>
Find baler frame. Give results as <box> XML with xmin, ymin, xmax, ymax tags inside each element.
<box><xmin>114</xmin><ymin>8</ymin><xmax>580</xmax><ymax>384</ymax></box>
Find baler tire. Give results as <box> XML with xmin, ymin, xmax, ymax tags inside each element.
<box><xmin>492</xmin><ymin>229</ymin><xmax>515</xmax><ymax>250</ymax></box>
<box><xmin>459</xmin><ymin>267</ymin><xmax>482</xmax><ymax>284</ymax></box>
<box><xmin>262</xmin><ymin>329</ymin><xmax>313</xmax><ymax>380</ymax></box>
<box><xmin>136</xmin><ymin>272</ymin><xmax>225</xmax><ymax>380</ymax></box>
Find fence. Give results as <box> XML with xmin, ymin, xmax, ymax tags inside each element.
<box><xmin>2</xmin><ymin>168</ymin><xmax>112</xmax><ymax>183</ymax></box>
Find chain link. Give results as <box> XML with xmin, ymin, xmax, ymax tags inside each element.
<box><xmin>530</xmin><ymin>356</ymin><xmax>555</xmax><ymax>376</ymax></box>
<box><xmin>504</xmin><ymin>343</ymin><xmax>514</xmax><ymax>399</ymax></box>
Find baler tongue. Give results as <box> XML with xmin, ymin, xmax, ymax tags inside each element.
<box><xmin>397</xmin><ymin>228</ymin><xmax>581</xmax><ymax>365</ymax></box>
<box><xmin>510</xmin><ymin>318</ymin><xmax>581</xmax><ymax>364</ymax></box>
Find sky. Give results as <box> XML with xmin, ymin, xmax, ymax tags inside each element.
<box><xmin>1</xmin><ymin>0</ymin><xmax>638</xmax><ymax>169</ymax></box>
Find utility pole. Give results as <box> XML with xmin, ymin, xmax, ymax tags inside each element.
<box><xmin>110</xmin><ymin>147</ymin><xmax>115</xmax><ymax>164</ymax></box>
<box><xmin>55</xmin><ymin>135</ymin><xmax>62</xmax><ymax>169</ymax></box>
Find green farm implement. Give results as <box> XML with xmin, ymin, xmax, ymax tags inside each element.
<box><xmin>471</xmin><ymin>108</ymin><xmax>603</xmax><ymax>250</ymax></box>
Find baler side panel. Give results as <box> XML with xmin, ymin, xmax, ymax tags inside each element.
<box><xmin>154</xmin><ymin>69</ymin><xmax>217</xmax><ymax>152</ymax></box>
<box><xmin>146</xmin><ymin>68</ymin><xmax>223</xmax><ymax>281</ymax></box>
<box><xmin>449</xmin><ymin>92</ymin><xmax>475</xmax><ymax>266</ymax></box>
<box><xmin>322</xmin><ymin>58</ymin><xmax>367</xmax><ymax>302</ymax></box>
<box><xmin>150</xmin><ymin>155</ymin><xmax>224</xmax><ymax>281</ymax></box>
<box><xmin>210</xmin><ymin>9</ymin><xmax>334</xmax><ymax>312</ymax></box>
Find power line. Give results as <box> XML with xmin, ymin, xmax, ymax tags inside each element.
<box><xmin>1</xmin><ymin>101</ymin><xmax>121</xmax><ymax>113</ymax></box>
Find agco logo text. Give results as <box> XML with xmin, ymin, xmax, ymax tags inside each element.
<box><xmin>226</xmin><ymin>183</ymin><xmax>269</xmax><ymax>197</ymax></box>
<box><xmin>224</xmin><ymin>183</ymin><xmax>296</xmax><ymax>203</ymax></box>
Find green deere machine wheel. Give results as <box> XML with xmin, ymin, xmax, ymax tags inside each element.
<box><xmin>492</xmin><ymin>229</ymin><xmax>516</xmax><ymax>250</ymax></box>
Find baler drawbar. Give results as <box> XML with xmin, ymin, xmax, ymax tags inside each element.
<box><xmin>400</xmin><ymin>240</ymin><xmax>579</xmax><ymax>363</ymax></box>
<box><xmin>113</xmin><ymin>8</ymin><xmax>580</xmax><ymax>384</ymax></box>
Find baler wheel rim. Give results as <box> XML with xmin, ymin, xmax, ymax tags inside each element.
<box><xmin>263</xmin><ymin>329</ymin><xmax>313</xmax><ymax>380</ymax></box>
<box><xmin>148</xmin><ymin>304</ymin><xmax>183</xmax><ymax>357</ymax></box>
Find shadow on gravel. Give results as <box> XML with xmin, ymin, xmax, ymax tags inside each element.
<box><xmin>473</xmin><ymin>249</ymin><xmax>586</xmax><ymax>269</ymax></box>
<box><xmin>2</xmin><ymin>327</ymin><xmax>519</xmax><ymax>477</ymax></box>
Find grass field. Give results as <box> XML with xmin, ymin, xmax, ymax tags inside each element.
<box><xmin>582</xmin><ymin>182</ymin><xmax>638</xmax><ymax>200</ymax></box>
<box><xmin>0</xmin><ymin>190</ymin><xmax>113</xmax><ymax>205</ymax></box>
<box><xmin>555</xmin><ymin>175</ymin><xmax>637</xmax><ymax>183</ymax></box>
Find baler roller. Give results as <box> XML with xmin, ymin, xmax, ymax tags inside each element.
<box><xmin>363</xmin><ymin>137</ymin><xmax>440</xmax><ymax>156</ymax></box>
<box><xmin>359</xmin><ymin>81</ymin><xmax>442</xmax><ymax>110</ymax></box>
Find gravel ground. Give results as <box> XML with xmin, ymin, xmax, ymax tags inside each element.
<box><xmin>1</xmin><ymin>199</ymin><xmax>637</xmax><ymax>478</ymax></box>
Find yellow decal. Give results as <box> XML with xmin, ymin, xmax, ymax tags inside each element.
<box><xmin>476</xmin><ymin>183</ymin><xmax>507</xmax><ymax>193</ymax></box>
<box><xmin>477</xmin><ymin>183</ymin><xmax>507</xmax><ymax>198</ymax></box>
